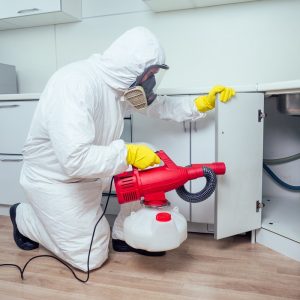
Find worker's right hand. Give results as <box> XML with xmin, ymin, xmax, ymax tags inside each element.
<box><xmin>126</xmin><ymin>144</ymin><xmax>160</xmax><ymax>170</ymax></box>
<box><xmin>194</xmin><ymin>85</ymin><xmax>236</xmax><ymax>113</ymax></box>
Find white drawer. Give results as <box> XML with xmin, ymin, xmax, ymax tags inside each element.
<box><xmin>0</xmin><ymin>154</ymin><xmax>25</xmax><ymax>205</ymax></box>
<box><xmin>0</xmin><ymin>100</ymin><xmax>38</xmax><ymax>154</ymax></box>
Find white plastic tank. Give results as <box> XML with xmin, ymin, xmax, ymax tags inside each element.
<box><xmin>123</xmin><ymin>205</ymin><xmax>187</xmax><ymax>252</ymax></box>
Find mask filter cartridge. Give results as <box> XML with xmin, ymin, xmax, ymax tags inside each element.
<box><xmin>124</xmin><ymin>86</ymin><xmax>148</xmax><ymax>110</ymax></box>
<box><xmin>124</xmin><ymin>64</ymin><xmax>169</xmax><ymax>110</ymax></box>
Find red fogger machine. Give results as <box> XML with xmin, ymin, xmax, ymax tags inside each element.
<box><xmin>113</xmin><ymin>150</ymin><xmax>226</xmax><ymax>252</ymax></box>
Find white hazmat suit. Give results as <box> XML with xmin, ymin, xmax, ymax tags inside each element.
<box><xmin>16</xmin><ymin>27</ymin><xmax>204</xmax><ymax>271</ymax></box>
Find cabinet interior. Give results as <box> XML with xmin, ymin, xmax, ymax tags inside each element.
<box><xmin>262</xmin><ymin>95</ymin><xmax>300</xmax><ymax>243</ymax></box>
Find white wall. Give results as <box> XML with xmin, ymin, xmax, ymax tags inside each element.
<box><xmin>0</xmin><ymin>0</ymin><xmax>300</xmax><ymax>93</ymax></box>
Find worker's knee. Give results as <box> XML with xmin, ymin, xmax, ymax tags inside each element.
<box><xmin>70</xmin><ymin>239</ymin><xmax>110</xmax><ymax>272</ymax></box>
<box><xmin>63</xmin><ymin>220</ymin><xmax>110</xmax><ymax>272</ymax></box>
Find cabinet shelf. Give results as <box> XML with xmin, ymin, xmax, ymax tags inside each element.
<box><xmin>262</xmin><ymin>197</ymin><xmax>300</xmax><ymax>243</ymax></box>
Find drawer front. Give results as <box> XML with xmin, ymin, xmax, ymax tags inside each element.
<box><xmin>0</xmin><ymin>101</ymin><xmax>38</xmax><ymax>154</ymax></box>
<box><xmin>0</xmin><ymin>155</ymin><xmax>25</xmax><ymax>205</ymax></box>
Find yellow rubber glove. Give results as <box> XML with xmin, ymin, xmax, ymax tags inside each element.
<box><xmin>126</xmin><ymin>144</ymin><xmax>161</xmax><ymax>170</ymax></box>
<box><xmin>194</xmin><ymin>85</ymin><xmax>236</xmax><ymax>113</ymax></box>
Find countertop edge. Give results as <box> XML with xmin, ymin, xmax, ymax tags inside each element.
<box><xmin>1</xmin><ymin>80</ymin><xmax>300</xmax><ymax>100</ymax></box>
<box><xmin>0</xmin><ymin>93</ymin><xmax>40</xmax><ymax>100</ymax></box>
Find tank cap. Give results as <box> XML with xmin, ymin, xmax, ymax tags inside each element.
<box><xmin>156</xmin><ymin>212</ymin><xmax>171</xmax><ymax>222</ymax></box>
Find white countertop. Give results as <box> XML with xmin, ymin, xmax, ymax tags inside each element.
<box><xmin>0</xmin><ymin>80</ymin><xmax>299</xmax><ymax>100</ymax></box>
<box><xmin>158</xmin><ymin>84</ymin><xmax>258</xmax><ymax>95</ymax></box>
<box><xmin>0</xmin><ymin>93</ymin><xmax>40</xmax><ymax>100</ymax></box>
<box><xmin>158</xmin><ymin>80</ymin><xmax>300</xmax><ymax>95</ymax></box>
<box><xmin>257</xmin><ymin>80</ymin><xmax>300</xmax><ymax>95</ymax></box>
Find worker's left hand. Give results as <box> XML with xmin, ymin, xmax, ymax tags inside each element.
<box><xmin>194</xmin><ymin>85</ymin><xmax>236</xmax><ymax>113</ymax></box>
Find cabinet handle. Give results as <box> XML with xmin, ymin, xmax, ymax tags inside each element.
<box><xmin>0</xmin><ymin>158</ymin><xmax>23</xmax><ymax>162</ymax></box>
<box><xmin>0</xmin><ymin>104</ymin><xmax>20</xmax><ymax>109</ymax></box>
<box><xmin>17</xmin><ymin>8</ymin><xmax>40</xmax><ymax>14</ymax></box>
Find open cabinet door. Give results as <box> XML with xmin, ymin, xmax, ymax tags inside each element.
<box><xmin>215</xmin><ymin>93</ymin><xmax>264</xmax><ymax>239</ymax></box>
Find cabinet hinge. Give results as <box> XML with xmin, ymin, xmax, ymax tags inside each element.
<box><xmin>258</xmin><ymin>109</ymin><xmax>267</xmax><ymax>122</ymax></box>
<box><xmin>256</xmin><ymin>200</ymin><xmax>265</xmax><ymax>212</ymax></box>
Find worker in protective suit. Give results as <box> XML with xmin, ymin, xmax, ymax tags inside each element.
<box><xmin>10</xmin><ymin>26</ymin><xmax>235</xmax><ymax>271</ymax></box>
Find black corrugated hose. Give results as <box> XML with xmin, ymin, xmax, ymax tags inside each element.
<box><xmin>176</xmin><ymin>167</ymin><xmax>217</xmax><ymax>203</ymax></box>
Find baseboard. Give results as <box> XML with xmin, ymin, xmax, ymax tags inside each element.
<box><xmin>0</xmin><ymin>205</ymin><xmax>10</xmax><ymax>216</ymax></box>
<box><xmin>187</xmin><ymin>222</ymin><xmax>214</xmax><ymax>234</ymax></box>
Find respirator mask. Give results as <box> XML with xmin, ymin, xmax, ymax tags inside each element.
<box><xmin>124</xmin><ymin>64</ymin><xmax>169</xmax><ymax>110</ymax></box>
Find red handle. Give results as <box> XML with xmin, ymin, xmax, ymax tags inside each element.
<box><xmin>156</xmin><ymin>150</ymin><xmax>177</xmax><ymax>169</ymax></box>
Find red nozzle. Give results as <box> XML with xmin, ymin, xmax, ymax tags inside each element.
<box><xmin>186</xmin><ymin>162</ymin><xmax>226</xmax><ymax>181</ymax></box>
<box><xmin>202</xmin><ymin>162</ymin><xmax>226</xmax><ymax>175</ymax></box>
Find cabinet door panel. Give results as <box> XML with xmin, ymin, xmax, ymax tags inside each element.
<box><xmin>215</xmin><ymin>93</ymin><xmax>264</xmax><ymax>239</ymax></box>
<box><xmin>0</xmin><ymin>101</ymin><xmax>37</xmax><ymax>154</ymax></box>
<box><xmin>191</xmin><ymin>110</ymin><xmax>215</xmax><ymax>224</ymax></box>
<box><xmin>132</xmin><ymin>110</ymin><xmax>191</xmax><ymax>220</ymax></box>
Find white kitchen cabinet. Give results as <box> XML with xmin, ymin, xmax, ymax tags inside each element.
<box><xmin>0</xmin><ymin>0</ymin><xmax>81</xmax><ymax>30</ymax></box>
